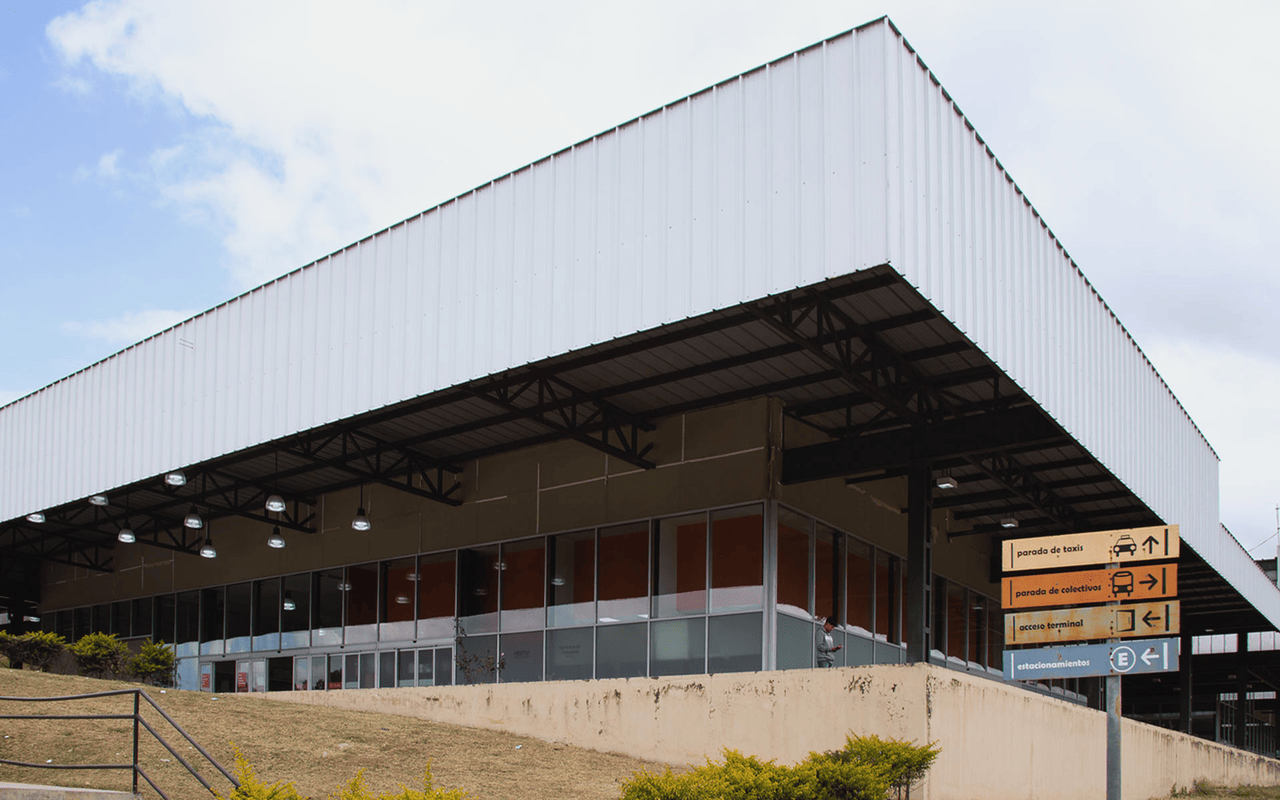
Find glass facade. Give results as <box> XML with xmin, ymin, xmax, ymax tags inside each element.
<box><xmin>40</xmin><ymin>499</ymin><xmax>1003</xmax><ymax>692</ymax></box>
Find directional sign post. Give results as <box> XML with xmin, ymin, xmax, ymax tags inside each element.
<box><xmin>1005</xmin><ymin>600</ymin><xmax>1179</xmax><ymax>645</ymax></box>
<box><xmin>1002</xmin><ymin>525</ymin><xmax>1179</xmax><ymax>572</ymax></box>
<box><xmin>1004</xmin><ymin>565</ymin><xmax>1177</xmax><ymax>608</ymax></box>
<box><xmin>1003</xmin><ymin>638</ymin><xmax>1179</xmax><ymax>681</ymax></box>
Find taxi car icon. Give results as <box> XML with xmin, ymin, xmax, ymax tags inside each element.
<box><xmin>1111</xmin><ymin>570</ymin><xmax>1134</xmax><ymax>597</ymax></box>
<box><xmin>1112</xmin><ymin>535</ymin><xmax>1138</xmax><ymax>557</ymax></box>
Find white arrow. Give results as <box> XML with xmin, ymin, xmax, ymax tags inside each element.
<box><xmin>1141</xmin><ymin>647</ymin><xmax>1160</xmax><ymax>666</ymax></box>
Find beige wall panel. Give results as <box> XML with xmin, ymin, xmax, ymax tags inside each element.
<box><xmin>472</xmin><ymin>447</ymin><xmax>538</xmax><ymax>498</ymax></box>
<box><xmin>780</xmin><ymin>478</ymin><xmax>906</xmax><ymax>555</ymax></box>
<box><xmin>675</xmin><ymin>451</ymin><xmax>767</xmax><ymax>512</ymax></box>
<box><xmin>370</xmin><ymin>482</ymin><xmax>428</xmax><ymax>522</ymax></box>
<box><xmin>358</xmin><ymin>513</ymin><xmax>425</xmax><ymax>563</ymax></box>
<box><xmin>536</xmin><ymin>440</ymin><xmax>608</xmax><ymax>490</ymax></box>
<box><xmin>474</xmin><ymin>490</ymin><xmax>539</xmax><ymax>543</ymax></box>
<box><xmin>683</xmin><ymin>399</ymin><xmax>768</xmax><ymax>461</ymax></box>
<box><xmin>112</xmin><ymin>564</ymin><xmax>144</xmax><ymax>599</ymax></box>
<box><xmin>140</xmin><ymin>559</ymin><xmax>174</xmax><ymax>595</ymax></box>
<box><xmin>604</xmin><ymin>464</ymin><xmax>685</xmax><ymax>522</ymax></box>
<box><xmin>611</xmin><ymin>411</ymin><xmax>684</xmax><ymax>473</ymax></box>
<box><xmin>262</xmin><ymin>663</ymin><xmax>1280</xmax><ymax>800</ymax></box>
<box><xmin>930</xmin><ymin>533</ymin><xmax>997</xmax><ymax>594</ymax></box>
<box><xmin>538</xmin><ymin>480</ymin><xmax>609</xmax><ymax>536</ymax></box>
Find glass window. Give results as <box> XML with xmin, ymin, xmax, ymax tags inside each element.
<box><xmin>156</xmin><ymin>595</ymin><xmax>176</xmax><ymax>645</ymax></box>
<box><xmin>176</xmin><ymin>591</ymin><xmax>199</xmax><ymax>656</ymax></box>
<box><xmin>653</xmin><ymin>513</ymin><xmax>706</xmax><ymax>618</ymax></box>
<box><xmin>598</xmin><ymin>522</ymin><xmax>648</xmax><ymax>623</ymax></box>
<box><xmin>398</xmin><ymin>650</ymin><xmax>417</xmax><ymax>688</ymax></box>
<box><xmin>548</xmin><ymin>530</ymin><xmax>595</xmax><ymax>628</ymax></box>
<box><xmin>500</xmin><ymin>631</ymin><xmax>543</xmax><ymax>683</ymax></box>
<box><xmin>413</xmin><ymin>649</ymin><xmax>432</xmax><ymax>686</ymax></box>
<box><xmin>708</xmin><ymin>613</ymin><xmax>762</xmax><ymax>674</ymax></box>
<box><xmin>458</xmin><ymin>547</ymin><xmax>499</xmax><ymax>635</ymax></box>
<box><xmin>456</xmin><ymin>634</ymin><xmax>497</xmax><ymax>685</ymax></box>
<box><xmin>344</xmin><ymin>653</ymin><xmax>360</xmax><ymax>690</ymax></box>
<box><xmin>710</xmin><ymin>506</ymin><xmax>763</xmax><ymax>612</ymax></box>
<box><xmin>777</xmin><ymin>508</ymin><xmax>811</xmax><ymax>616</ymax></box>
<box><xmin>947</xmin><ymin>583</ymin><xmax>966</xmax><ymax>662</ymax></box>
<box><xmin>281</xmin><ymin>573</ymin><xmax>311</xmax><ymax>650</ymax></box>
<box><xmin>988</xmin><ymin>603</ymin><xmax>1003</xmax><ymax>670</ymax></box>
<box><xmin>252</xmin><ymin>579</ymin><xmax>280</xmax><ymax>651</ymax></box>
<box><xmin>225</xmin><ymin>582</ymin><xmax>252</xmax><ymax>653</ymax></box>
<box><xmin>131</xmin><ymin>598</ymin><xmax>153</xmax><ymax>639</ymax></box>
<box><xmin>969</xmin><ymin>595</ymin><xmax>986</xmax><ymax>665</ymax></box>
<box><xmin>651</xmin><ymin>617</ymin><xmax>705</xmax><ymax>677</ymax></box>
<box><xmin>59</xmin><ymin>609</ymin><xmax>75</xmax><ymax>642</ymax></box>
<box><xmin>776</xmin><ymin>613</ymin><xmax>813</xmax><ymax>670</ymax></box>
<box><xmin>327</xmin><ymin>654</ymin><xmax>343</xmax><ymax>690</ymax></box>
<box><xmin>846</xmin><ymin>539</ymin><xmax>873</xmax><ymax>635</ymax></box>
<box><xmin>434</xmin><ymin>648</ymin><xmax>453</xmax><ymax>686</ymax></box>
<box><xmin>313</xmin><ymin>570</ymin><xmax>344</xmax><ymax>648</ymax></box>
<box><xmin>359</xmin><ymin>652</ymin><xmax>376</xmax><ymax>689</ymax></box>
<box><xmin>379</xmin><ymin>652</ymin><xmax>396</xmax><ymax>688</ymax></box>
<box><xmin>547</xmin><ymin>627</ymin><xmax>593</xmax><ymax>681</ymax></box>
<box><xmin>104</xmin><ymin>601</ymin><xmax>122</xmax><ymax>632</ymax></box>
<box><xmin>345</xmin><ymin>564</ymin><xmax>379</xmax><ymax>645</ymax></box>
<box><xmin>381</xmin><ymin>558</ymin><xmax>417</xmax><ymax>642</ymax></box>
<box><xmin>311</xmin><ymin>655</ymin><xmax>326</xmax><ymax>690</ymax></box>
<box><xmin>200</xmin><ymin>587</ymin><xmax>225</xmax><ymax>655</ymax></box>
<box><xmin>417</xmin><ymin>553</ymin><xmax>456</xmax><ymax>640</ymax></box>
<box><xmin>293</xmin><ymin>656</ymin><xmax>310</xmax><ymax>691</ymax></box>
<box><xmin>815</xmin><ymin>524</ymin><xmax>838</xmax><ymax>622</ymax></box>
<box><xmin>875</xmin><ymin>552</ymin><xmax>900</xmax><ymax>644</ymax></box>
<box><xmin>500</xmin><ymin>539</ymin><xmax>545</xmax><ymax>632</ymax></box>
<box><xmin>596</xmin><ymin>623</ymin><xmax>647</xmax><ymax>679</ymax></box>
<box><xmin>932</xmin><ymin>575</ymin><xmax>948</xmax><ymax>660</ymax></box>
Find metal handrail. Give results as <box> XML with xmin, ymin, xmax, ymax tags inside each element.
<box><xmin>0</xmin><ymin>687</ymin><xmax>240</xmax><ymax>799</ymax></box>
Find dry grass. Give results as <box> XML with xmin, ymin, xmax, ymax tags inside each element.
<box><xmin>1163</xmin><ymin>784</ymin><xmax>1280</xmax><ymax>799</ymax></box>
<box><xmin>0</xmin><ymin>669</ymin><xmax>669</xmax><ymax>799</ymax></box>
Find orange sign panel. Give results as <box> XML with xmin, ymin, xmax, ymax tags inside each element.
<box><xmin>1003</xmin><ymin>565</ymin><xmax>1177</xmax><ymax>609</ymax></box>
<box><xmin>1002</xmin><ymin>525</ymin><xmax>1179</xmax><ymax>572</ymax></box>
<box><xmin>1005</xmin><ymin>600</ymin><xmax>1180</xmax><ymax>645</ymax></box>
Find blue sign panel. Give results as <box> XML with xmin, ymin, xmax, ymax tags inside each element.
<box><xmin>1004</xmin><ymin>638</ymin><xmax>1179</xmax><ymax>681</ymax></box>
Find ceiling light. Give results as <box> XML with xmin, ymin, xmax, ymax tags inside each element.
<box><xmin>550</xmin><ymin>577</ymin><xmax>566</xmax><ymax>586</ymax></box>
<box><xmin>265</xmin><ymin>494</ymin><xmax>286</xmax><ymax>514</ymax></box>
<box><xmin>26</xmin><ymin>512</ymin><xmax>45</xmax><ymax>524</ymax></box>
<box><xmin>351</xmin><ymin>484</ymin><xmax>371</xmax><ymax>531</ymax></box>
<box><xmin>395</xmin><ymin>594</ymin><xmax>411</xmax><ymax>605</ymax></box>
<box><xmin>165</xmin><ymin>470</ymin><xmax>187</xmax><ymax>487</ymax></box>
<box><xmin>1000</xmin><ymin>518</ymin><xmax>1019</xmax><ymax>529</ymax></box>
<box><xmin>936</xmin><ymin>476</ymin><xmax>958</xmax><ymax>490</ymax></box>
<box><xmin>183</xmin><ymin>506</ymin><xmax>203</xmax><ymax>529</ymax></box>
<box><xmin>199</xmin><ymin>533</ymin><xmax>217</xmax><ymax>559</ymax></box>
<box><xmin>493</xmin><ymin>561</ymin><xmax>507</xmax><ymax>571</ymax></box>
<box><xmin>406</xmin><ymin>572</ymin><xmax>420</xmax><ymax>582</ymax></box>
<box><xmin>89</xmin><ymin>494</ymin><xmax>109</xmax><ymax>507</ymax></box>
<box><xmin>282</xmin><ymin>592</ymin><xmax>297</xmax><ymax>612</ymax></box>
<box><xmin>473</xmin><ymin>587</ymin><xmax>488</xmax><ymax>596</ymax></box>
<box><xmin>117</xmin><ymin>528</ymin><xmax>136</xmax><ymax>544</ymax></box>
<box><xmin>337</xmin><ymin>582</ymin><xmax>352</xmax><ymax>592</ymax></box>
<box><xmin>267</xmin><ymin>525</ymin><xmax>286</xmax><ymax>549</ymax></box>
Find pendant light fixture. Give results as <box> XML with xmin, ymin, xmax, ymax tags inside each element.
<box><xmin>351</xmin><ymin>484</ymin><xmax>371</xmax><ymax>532</ymax></box>
<box><xmin>282</xmin><ymin>591</ymin><xmax>296</xmax><ymax>611</ymax></box>
<box><xmin>199</xmin><ymin>525</ymin><xmax>217</xmax><ymax>559</ymax></box>
<box><xmin>26</xmin><ymin>512</ymin><xmax>45</xmax><ymax>524</ymax></box>
<box><xmin>89</xmin><ymin>494</ymin><xmax>109</xmax><ymax>507</ymax></box>
<box><xmin>183</xmin><ymin>505</ymin><xmax>203</xmax><ymax>529</ymax></box>
<box><xmin>165</xmin><ymin>470</ymin><xmax>187</xmax><ymax>487</ymax></box>
<box><xmin>118</xmin><ymin>494</ymin><xmax>135</xmax><ymax>543</ymax></box>
<box><xmin>265</xmin><ymin>450</ymin><xmax>286</xmax><ymax>513</ymax></box>
<box><xmin>267</xmin><ymin>525</ymin><xmax>286</xmax><ymax>549</ymax></box>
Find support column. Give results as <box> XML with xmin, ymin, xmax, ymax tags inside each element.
<box><xmin>1235</xmin><ymin>634</ymin><xmax>1249</xmax><ymax>750</ymax></box>
<box><xmin>905</xmin><ymin>459</ymin><xmax>933</xmax><ymax>663</ymax></box>
<box><xmin>1179</xmin><ymin>627</ymin><xmax>1194</xmax><ymax>734</ymax></box>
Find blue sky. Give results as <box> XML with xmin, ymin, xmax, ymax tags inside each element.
<box><xmin>2</xmin><ymin>1</ymin><xmax>1278</xmax><ymax>551</ymax></box>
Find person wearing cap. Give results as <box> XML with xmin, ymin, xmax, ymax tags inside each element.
<box><xmin>816</xmin><ymin>616</ymin><xmax>843</xmax><ymax>667</ymax></box>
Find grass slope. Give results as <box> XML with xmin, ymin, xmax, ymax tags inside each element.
<box><xmin>0</xmin><ymin>669</ymin><xmax>666</xmax><ymax>799</ymax></box>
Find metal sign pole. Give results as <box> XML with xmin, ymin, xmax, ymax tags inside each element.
<box><xmin>1106</xmin><ymin>672</ymin><xmax>1121</xmax><ymax>800</ymax></box>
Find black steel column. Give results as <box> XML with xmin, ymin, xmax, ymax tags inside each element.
<box><xmin>1179</xmin><ymin>627</ymin><xmax>1194</xmax><ymax>734</ymax></box>
<box><xmin>905</xmin><ymin>459</ymin><xmax>933</xmax><ymax>663</ymax></box>
<box><xmin>1235</xmin><ymin>635</ymin><xmax>1249</xmax><ymax>750</ymax></box>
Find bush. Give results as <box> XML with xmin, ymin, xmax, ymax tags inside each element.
<box><xmin>329</xmin><ymin>766</ymin><xmax>472</xmax><ymax>799</ymax></box>
<box><xmin>620</xmin><ymin>736</ymin><xmax>938</xmax><ymax>800</ymax></box>
<box><xmin>68</xmin><ymin>632</ymin><xmax>129</xmax><ymax>678</ymax></box>
<box><xmin>128</xmin><ymin>639</ymin><xmax>176</xmax><ymax>686</ymax></box>
<box><xmin>216</xmin><ymin>745</ymin><xmax>302</xmax><ymax>800</ymax></box>
<box><xmin>0</xmin><ymin>631</ymin><xmax>66</xmax><ymax>671</ymax></box>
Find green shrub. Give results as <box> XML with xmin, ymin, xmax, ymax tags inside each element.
<box><xmin>128</xmin><ymin>639</ymin><xmax>176</xmax><ymax>686</ymax></box>
<box><xmin>620</xmin><ymin>736</ymin><xmax>938</xmax><ymax>800</ymax></box>
<box><xmin>216</xmin><ymin>745</ymin><xmax>302</xmax><ymax>800</ymax></box>
<box><xmin>0</xmin><ymin>631</ymin><xmax>66</xmax><ymax>671</ymax></box>
<box><xmin>329</xmin><ymin>765</ymin><xmax>472</xmax><ymax>799</ymax></box>
<box><xmin>68</xmin><ymin>632</ymin><xmax>129</xmax><ymax>678</ymax></box>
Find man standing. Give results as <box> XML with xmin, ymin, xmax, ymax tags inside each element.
<box><xmin>816</xmin><ymin>616</ymin><xmax>843</xmax><ymax>667</ymax></box>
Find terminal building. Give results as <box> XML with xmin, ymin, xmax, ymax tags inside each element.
<box><xmin>3</xmin><ymin>16</ymin><xmax>1278</xmax><ymax>765</ymax></box>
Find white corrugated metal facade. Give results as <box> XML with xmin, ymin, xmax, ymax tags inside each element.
<box><xmin>2</xmin><ymin>19</ymin><xmax>1274</xmax><ymax>623</ymax></box>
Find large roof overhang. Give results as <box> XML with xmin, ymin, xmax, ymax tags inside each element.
<box><xmin>1</xmin><ymin>265</ymin><xmax>1268</xmax><ymax>635</ymax></box>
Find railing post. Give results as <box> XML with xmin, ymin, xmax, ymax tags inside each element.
<box><xmin>132</xmin><ymin>690</ymin><xmax>140</xmax><ymax>796</ymax></box>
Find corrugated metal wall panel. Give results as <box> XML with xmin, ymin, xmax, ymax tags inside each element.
<box><xmin>2</xmin><ymin>19</ymin><xmax>1274</xmax><ymax>625</ymax></box>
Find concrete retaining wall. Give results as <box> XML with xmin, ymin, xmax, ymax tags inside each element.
<box><xmin>255</xmin><ymin>664</ymin><xmax>1280</xmax><ymax>799</ymax></box>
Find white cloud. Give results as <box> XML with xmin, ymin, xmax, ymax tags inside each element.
<box><xmin>96</xmin><ymin>148</ymin><xmax>121</xmax><ymax>177</ymax></box>
<box><xmin>64</xmin><ymin>308</ymin><xmax>196</xmax><ymax>346</ymax></box>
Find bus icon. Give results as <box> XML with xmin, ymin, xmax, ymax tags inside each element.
<box><xmin>1111</xmin><ymin>570</ymin><xmax>1134</xmax><ymax>597</ymax></box>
